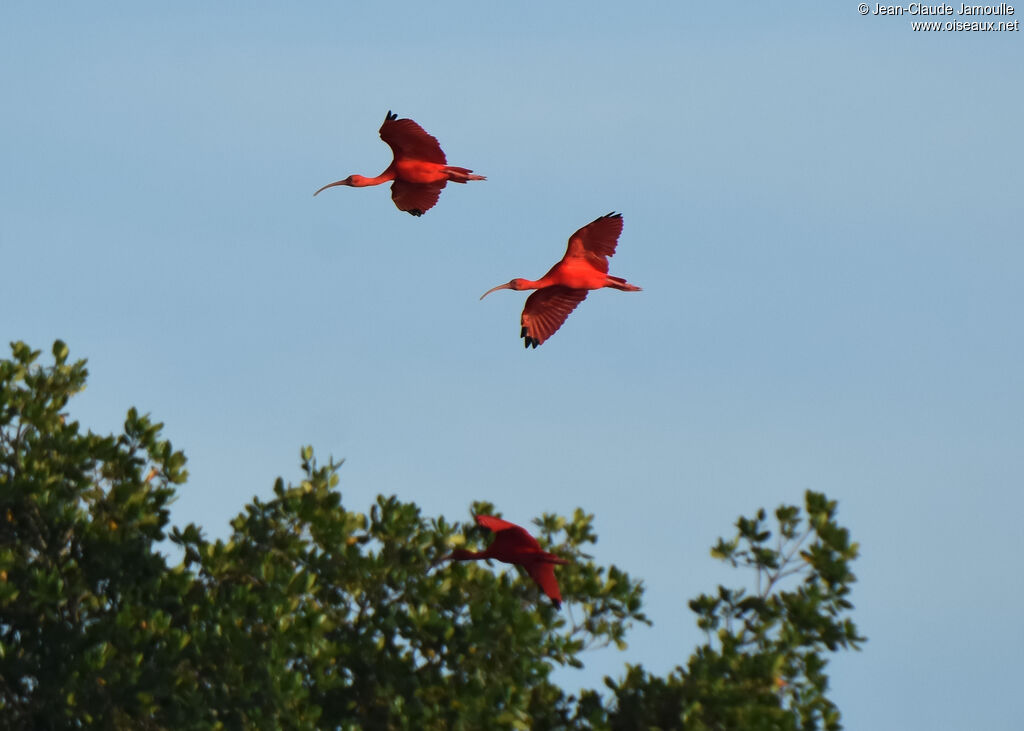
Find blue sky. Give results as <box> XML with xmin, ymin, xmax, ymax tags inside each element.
<box><xmin>2</xmin><ymin>2</ymin><xmax>1022</xmax><ymax>728</ymax></box>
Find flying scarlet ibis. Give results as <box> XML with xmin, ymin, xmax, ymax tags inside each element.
<box><xmin>480</xmin><ymin>212</ymin><xmax>641</xmax><ymax>347</ymax></box>
<box><xmin>314</xmin><ymin>111</ymin><xmax>485</xmax><ymax>216</ymax></box>
<box><xmin>441</xmin><ymin>514</ymin><xmax>568</xmax><ymax>608</ymax></box>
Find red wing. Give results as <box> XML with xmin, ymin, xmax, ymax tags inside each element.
<box><xmin>476</xmin><ymin>515</ymin><xmax>543</xmax><ymax>553</ymax></box>
<box><xmin>390</xmin><ymin>180</ymin><xmax>445</xmax><ymax>216</ymax></box>
<box><xmin>475</xmin><ymin>515</ymin><xmax>520</xmax><ymax>533</ymax></box>
<box><xmin>524</xmin><ymin>562</ymin><xmax>563</xmax><ymax>606</ymax></box>
<box><xmin>563</xmin><ymin>212</ymin><xmax>624</xmax><ymax>274</ymax></box>
<box><xmin>521</xmin><ymin>286</ymin><xmax>588</xmax><ymax>348</ymax></box>
<box><xmin>380</xmin><ymin>114</ymin><xmax>447</xmax><ymax>164</ymax></box>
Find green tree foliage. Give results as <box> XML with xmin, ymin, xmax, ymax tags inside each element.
<box><xmin>596</xmin><ymin>495</ymin><xmax>864</xmax><ymax>731</ymax></box>
<box><xmin>0</xmin><ymin>342</ymin><xmax>863</xmax><ymax>729</ymax></box>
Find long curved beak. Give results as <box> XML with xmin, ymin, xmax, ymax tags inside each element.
<box><xmin>480</xmin><ymin>283</ymin><xmax>512</xmax><ymax>300</ymax></box>
<box><xmin>313</xmin><ymin>179</ymin><xmax>347</xmax><ymax>197</ymax></box>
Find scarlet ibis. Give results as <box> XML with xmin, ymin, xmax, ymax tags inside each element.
<box><xmin>313</xmin><ymin>111</ymin><xmax>485</xmax><ymax>216</ymax></box>
<box><xmin>441</xmin><ymin>514</ymin><xmax>568</xmax><ymax>608</ymax></box>
<box><xmin>480</xmin><ymin>212</ymin><xmax>641</xmax><ymax>347</ymax></box>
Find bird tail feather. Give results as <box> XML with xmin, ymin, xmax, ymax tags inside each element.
<box><xmin>607</xmin><ymin>275</ymin><xmax>642</xmax><ymax>292</ymax></box>
<box><xmin>444</xmin><ymin>166</ymin><xmax>486</xmax><ymax>183</ymax></box>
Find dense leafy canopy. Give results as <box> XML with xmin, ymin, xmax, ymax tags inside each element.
<box><xmin>0</xmin><ymin>342</ymin><xmax>863</xmax><ymax>729</ymax></box>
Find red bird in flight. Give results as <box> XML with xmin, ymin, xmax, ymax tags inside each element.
<box><xmin>314</xmin><ymin>111</ymin><xmax>485</xmax><ymax>216</ymax></box>
<box><xmin>480</xmin><ymin>212</ymin><xmax>641</xmax><ymax>347</ymax></box>
<box><xmin>441</xmin><ymin>514</ymin><xmax>568</xmax><ymax>608</ymax></box>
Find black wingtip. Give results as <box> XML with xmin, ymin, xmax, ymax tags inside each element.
<box><xmin>407</xmin><ymin>209</ymin><xmax>424</xmax><ymax>217</ymax></box>
<box><xmin>385</xmin><ymin>110</ymin><xmax>397</xmax><ymax>122</ymax></box>
<box><xmin>520</xmin><ymin>327</ymin><xmax>540</xmax><ymax>349</ymax></box>
<box><xmin>552</xmin><ymin>598</ymin><xmax>562</xmax><ymax>610</ymax></box>
<box><xmin>591</xmin><ymin>211</ymin><xmax>622</xmax><ymax>226</ymax></box>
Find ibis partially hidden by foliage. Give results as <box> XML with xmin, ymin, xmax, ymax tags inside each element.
<box><xmin>439</xmin><ymin>514</ymin><xmax>570</xmax><ymax>608</ymax></box>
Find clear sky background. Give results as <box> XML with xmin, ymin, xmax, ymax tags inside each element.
<box><xmin>2</xmin><ymin>2</ymin><xmax>1021</xmax><ymax>728</ymax></box>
